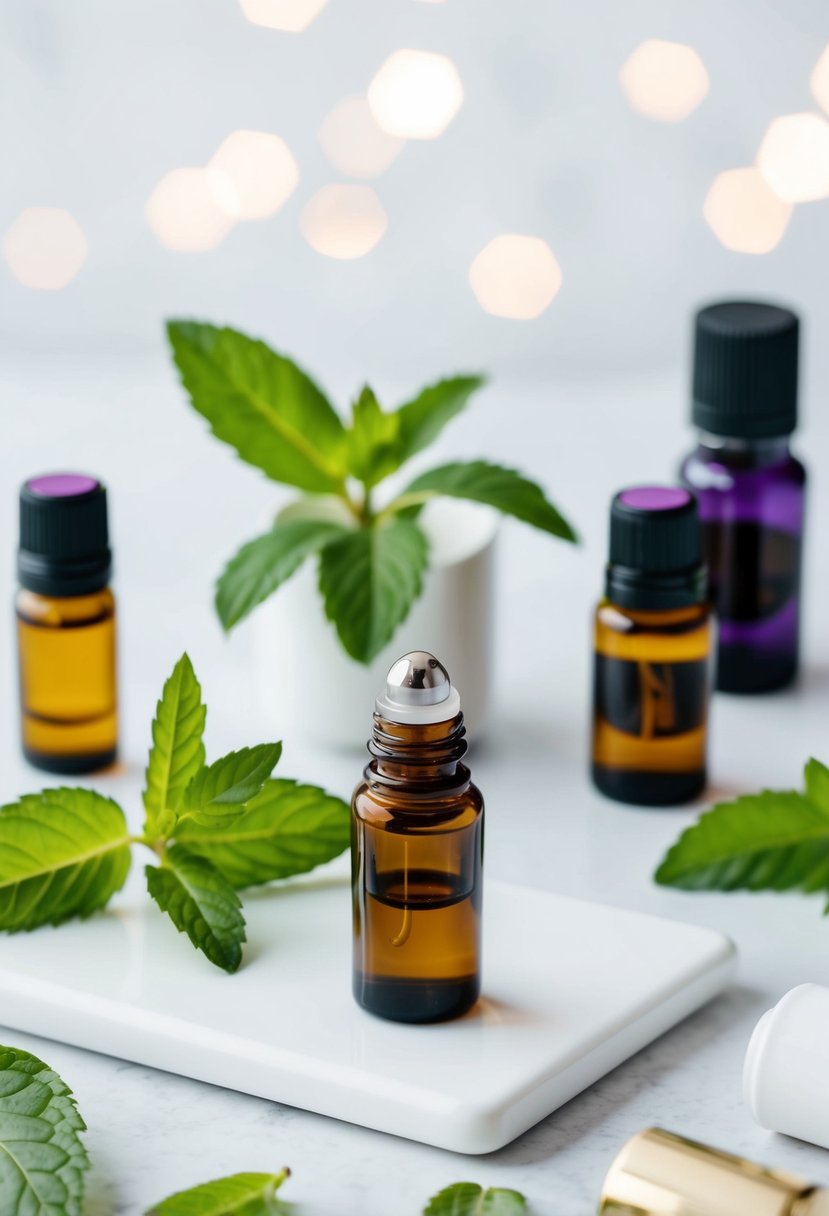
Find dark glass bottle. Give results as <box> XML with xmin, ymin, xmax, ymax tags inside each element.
<box><xmin>681</xmin><ymin>301</ymin><xmax>806</xmax><ymax>693</ymax></box>
<box><xmin>16</xmin><ymin>474</ymin><xmax>117</xmax><ymax>773</ymax></box>
<box><xmin>591</xmin><ymin>486</ymin><xmax>712</xmax><ymax>807</ymax></box>
<box><xmin>352</xmin><ymin>652</ymin><xmax>483</xmax><ymax>1024</ymax></box>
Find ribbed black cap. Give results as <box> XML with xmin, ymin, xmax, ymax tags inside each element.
<box><xmin>18</xmin><ymin>474</ymin><xmax>111</xmax><ymax>596</ymax></box>
<box><xmin>607</xmin><ymin>486</ymin><xmax>704</xmax><ymax>609</ymax></box>
<box><xmin>692</xmin><ymin>300</ymin><xmax>799</xmax><ymax>439</ymax></box>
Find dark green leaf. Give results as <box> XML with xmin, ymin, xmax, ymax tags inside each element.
<box><xmin>318</xmin><ymin>518</ymin><xmax>428</xmax><ymax>663</ymax></box>
<box><xmin>424</xmin><ymin>1182</ymin><xmax>527</xmax><ymax>1215</ymax></box>
<box><xmin>654</xmin><ymin>789</ymin><xmax>829</xmax><ymax>893</ymax></box>
<box><xmin>805</xmin><ymin>758</ymin><xmax>829</xmax><ymax>814</ymax></box>
<box><xmin>346</xmin><ymin>385</ymin><xmax>401</xmax><ymax>488</ymax></box>
<box><xmin>0</xmin><ymin>788</ymin><xmax>131</xmax><ymax>932</ymax></box>
<box><xmin>395</xmin><ymin>376</ymin><xmax>486</xmax><ymax>464</ymax></box>
<box><xmin>143</xmin><ymin>653</ymin><xmax>206</xmax><ymax>836</ymax></box>
<box><xmin>174</xmin><ymin>778</ymin><xmax>350</xmax><ymax>889</ymax></box>
<box><xmin>146</xmin><ymin>850</ymin><xmax>246</xmax><ymax>973</ymax></box>
<box><xmin>400</xmin><ymin>460</ymin><xmax>576</xmax><ymax>541</ymax></box>
<box><xmin>146</xmin><ymin>1168</ymin><xmax>290</xmax><ymax>1215</ymax></box>
<box><xmin>167</xmin><ymin>321</ymin><xmax>347</xmax><ymax>493</ymax></box>
<box><xmin>216</xmin><ymin>520</ymin><xmax>349</xmax><ymax>631</ymax></box>
<box><xmin>0</xmin><ymin>1045</ymin><xmax>89</xmax><ymax>1216</ymax></box>
<box><xmin>178</xmin><ymin>744</ymin><xmax>283</xmax><ymax>828</ymax></box>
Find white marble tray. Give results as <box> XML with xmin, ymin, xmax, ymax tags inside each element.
<box><xmin>0</xmin><ymin>878</ymin><xmax>735</xmax><ymax>1154</ymax></box>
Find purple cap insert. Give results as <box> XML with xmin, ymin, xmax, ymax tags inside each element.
<box><xmin>26</xmin><ymin>473</ymin><xmax>99</xmax><ymax>499</ymax></box>
<box><xmin>618</xmin><ymin>486</ymin><xmax>692</xmax><ymax>512</ymax></box>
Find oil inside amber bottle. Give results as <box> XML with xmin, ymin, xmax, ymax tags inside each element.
<box><xmin>592</xmin><ymin>600</ymin><xmax>711</xmax><ymax>805</ymax></box>
<box><xmin>17</xmin><ymin>587</ymin><xmax>118</xmax><ymax>773</ymax></box>
<box><xmin>16</xmin><ymin>473</ymin><xmax>118</xmax><ymax>774</ymax></box>
<box><xmin>352</xmin><ymin>653</ymin><xmax>483</xmax><ymax>1023</ymax></box>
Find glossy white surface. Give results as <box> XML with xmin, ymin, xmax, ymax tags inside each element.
<box><xmin>0</xmin><ymin>877</ymin><xmax>734</xmax><ymax>1155</ymax></box>
<box><xmin>2</xmin><ymin>357</ymin><xmax>829</xmax><ymax>1212</ymax></box>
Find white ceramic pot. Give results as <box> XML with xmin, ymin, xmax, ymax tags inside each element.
<box><xmin>254</xmin><ymin>498</ymin><xmax>498</xmax><ymax>750</ymax></box>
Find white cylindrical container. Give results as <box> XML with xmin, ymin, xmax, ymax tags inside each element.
<box><xmin>744</xmin><ymin>983</ymin><xmax>829</xmax><ymax>1150</ymax></box>
<box><xmin>254</xmin><ymin>497</ymin><xmax>499</xmax><ymax>749</ymax></box>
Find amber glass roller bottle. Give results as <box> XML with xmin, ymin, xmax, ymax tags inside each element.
<box><xmin>16</xmin><ymin>473</ymin><xmax>118</xmax><ymax>773</ymax></box>
<box><xmin>591</xmin><ymin>486</ymin><xmax>712</xmax><ymax>806</ymax></box>
<box><xmin>352</xmin><ymin>651</ymin><xmax>484</xmax><ymax>1024</ymax></box>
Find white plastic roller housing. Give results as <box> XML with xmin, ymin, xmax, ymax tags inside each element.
<box><xmin>744</xmin><ymin>983</ymin><xmax>829</xmax><ymax>1151</ymax></box>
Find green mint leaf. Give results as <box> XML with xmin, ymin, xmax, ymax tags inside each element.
<box><xmin>400</xmin><ymin>461</ymin><xmax>576</xmax><ymax>542</ymax></box>
<box><xmin>0</xmin><ymin>788</ymin><xmax>131</xmax><ymax>932</ymax></box>
<box><xmin>0</xmin><ymin>1045</ymin><xmax>90</xmax><ymax>1216</ymax></box>
<box><xmin>319</xmin><ymin>517</ymin><xmax>428</xmax><ymax>663</ymax></box>
<box><xmin>395</xmin><ymin>376</ymin><xmax>486</xmax><ymax>464</ymax></box>
<box><xmin>654</xmin><ymin>789</ymin><xmax>829</xmax><ymax>893</ymax></box>
<box><xmin>178</xmin><ymin>744</ymin><xmax>283</xmax><ymax>828</ymax></box>
<box><xmin>167</xmin><ymin>321</ymin><xmax>347</xmax><ymax>493</ymax></box>
<box><xmin>143</xmin><ymin>653</ymin><xmax>206</xmax><ymax>836</ymax></box>
<box><xmin>146</xmin><ymin>1168</ymin><xmax>290</xmax><ymax>1215</ymax></box>
<box><xmin>424</xmin><ymin>1183</ymin><xmax>527</xmax><ymax>1215</ymax></box>
<box><xmin>146</xmin><ymin>850</ymin><xmax>246</xmax><ymax>973</ymax></box>
<box><xmin>347</xmin><ymin>385</ymin><xmax>402</xmax><ymax>488</ymax></box>
<box><xmin>174</xmin><ymin>778</ymin><xmax>349</xmax><ymax>889</ymax></box>
<box><xmin>804</xmin><ymin>758</ymin><xmax>829</xmax><ymax>814</ymax></box>
<box><xmin>216</xmin><ymin>520</ymin><xmax>348</xmax><ymax>631</ymax></box>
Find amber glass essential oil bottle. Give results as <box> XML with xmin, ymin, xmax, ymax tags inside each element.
<box><xmin>16</xmin><ymin>474</ymin><xmax>118</xmax><ymax>773</ymax></box>
<box><xmin>352</xmin><ymin>651</ymin><xmax>483</xmax><ymax>1024</ymax></box>
<box><xmin>591</xmin><ymin>487</ymin><xmax>712</xmax><ymax>807</ymax></box>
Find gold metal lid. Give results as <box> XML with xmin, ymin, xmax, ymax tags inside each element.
<box><xmin>598</xmin><ymin>1128</ymin><xmax>817</xmax><ymax>1216</ymax></box>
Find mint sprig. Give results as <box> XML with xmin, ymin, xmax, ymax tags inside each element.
<box><xmin>0</xmin><ymin>654</ymin><xmax>349</xmax><ymax>973</ymax></box>
<box><xmin>146</xmin><ymin>849</ymin><xmax>246</xmax><ymax>973</ymax></box>
<box><xmin>174</xmin><ymin>778</ymin><xmax>352</xmax><ymax>889</ymax></box>
<box><xmin>424</xmin><ymin>1183</ymin><xmax>528</xmax><ymax>1214</ymax></box>
<box><xmin>175</xmin><ymin>744</ymin><xmax>283</xmax><ymax>829</ymax></box>
<box><xmin>0</xmin><ymin>1044</ymin><xmax>531</xmax><ymax>1216</ymax></box>
<box><xmin>0</xmin><ymin>1045</ymin><xmax>89</xmax><ymax>1216</ymax></box>
<box><xmin>143</xmin><ymin>651</ymin><xmax>206</xmax><ymax>836</ymax></box>
<box><xmin>168</xmin><ymin>320</ymin><xmax>577</xmax><ymax>663</ymax></box>
<box><xmin>0</xmin><ymin>788</ymin><xmax>132</xmax><ymax>931</ymax></box>
<box><xmin>319</xmin><ymin>516</ymin><xmax>429</xmax><ymax>662</ymax></box>
<box><xmin>146</xmin><ymin>1168</ymin><xmax>291</xmax><ymax>1215</ymax></box>
<box><xmin>394</xmin><ymin>460</ymin><xmax>577</xmax><ymax>541</ymax></box>
<box><xmin>215</xmin><ymin>519</ymin><xmax>347</xmax><ymax>631</ymax></box>
<box><xmin>655</xmin><ymin>758</ymin><xmax>829</xmax><ymax>906</ymax></box>
<box><xmin>166</xmin><ymin>322</ymin><xmax>348</xmax><ymax>493</ymax></box>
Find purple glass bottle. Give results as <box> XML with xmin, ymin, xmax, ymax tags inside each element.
<box><xmin>681</xmin><ymin>302</ymin><xmax>805</xmax><ymax>694</ymax></box>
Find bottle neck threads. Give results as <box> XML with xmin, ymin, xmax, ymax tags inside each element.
<box><xmin>367</xmin><ymin>714</ymin><xmax>469</xmax><ymax>793</ymax></box>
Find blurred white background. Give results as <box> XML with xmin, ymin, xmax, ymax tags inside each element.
<box><xmin>3</xmin><ymin>0</ymin><xmax>829</xmax><ymax>395</ymax></box>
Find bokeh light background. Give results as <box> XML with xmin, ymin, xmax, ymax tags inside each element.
<box><xmin>3</xmin><ymin>0</ymin><xmax>829</xmax><ymax>395</ymax></box>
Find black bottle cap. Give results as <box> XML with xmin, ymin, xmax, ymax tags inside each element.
<box><xmin>606</xmin><ymin>486</ymin><xmax>705</xmax><ymax>609</ymax></box>
<box><xmin>692</xmin><ymin>300</ymin><xmax>799</xmax><ymax>439</ymax></box>
<box><xmin>18</xmin><ymin>473</ymin><xmax>111</xmax><ymax>596</ymax></box>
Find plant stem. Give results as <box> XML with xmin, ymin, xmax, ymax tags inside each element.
<box><xmin>377</xmin><ymin>490</ymin><xmax>433</xmax><ymax>520</ymax></box>
<box><xmin>341</xmin><ymin>489</ymin><xmax>365</xmax><ymax>523</ymax></box>
<box><xmin>130</xmin><ymin>834</ymin><xmax>167</xmax><ymax>859</ymax></box>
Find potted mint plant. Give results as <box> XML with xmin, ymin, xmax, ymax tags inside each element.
<box><xmin>167</xmin><ymin>321</ymin><xmax>576</xmax><ymax>745</ymax></box>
